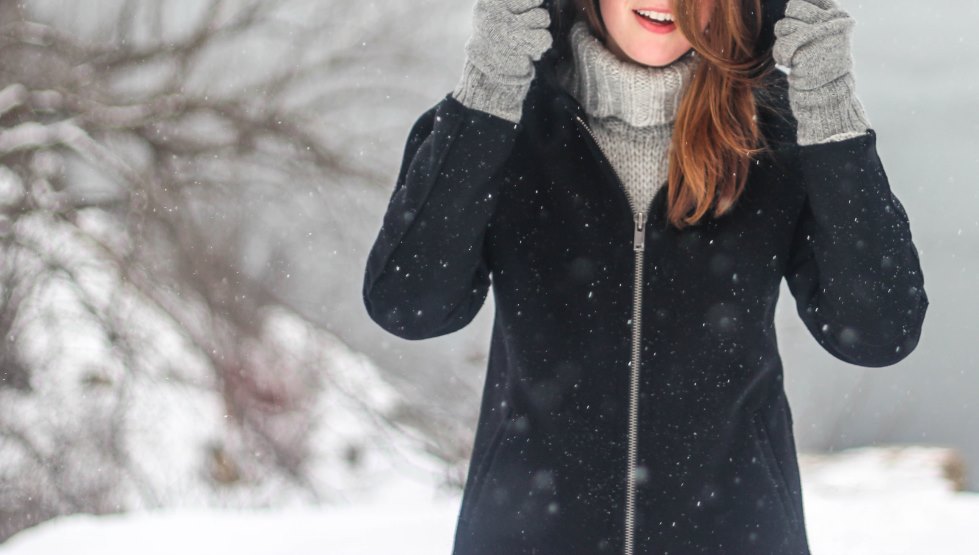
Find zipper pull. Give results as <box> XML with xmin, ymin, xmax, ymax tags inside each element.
<box><xmin>634</xmin><ymin>213</ymin><xmax>645</xmax><ymax>252</ymax></box>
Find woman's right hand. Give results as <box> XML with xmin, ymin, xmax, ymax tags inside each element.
<box><xmin>451</xmin><ymin>0</ymin><xmax>553</xmax><ymax>124</ymax></box>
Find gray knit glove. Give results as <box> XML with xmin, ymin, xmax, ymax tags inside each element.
<box><xmin>451</xmin><ymin>0</ymin><xmax>552</xmax><ymax>124</ymax></box>
<box><xmin>773</xmin><ymin>0</ymin><xmax>872</xmax><ymax>145</ymax></box>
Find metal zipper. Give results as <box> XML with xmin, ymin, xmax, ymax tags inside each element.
<box><xmin>574</xmin><ymin>113</ymin><xmax>646</xmax><ymax>555</ymax></box>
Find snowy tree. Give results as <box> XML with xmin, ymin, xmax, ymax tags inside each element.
<box><xmin>0</xmin><ymin>0</ymin><xmax>445</xmax><ymax>540</ymax></box>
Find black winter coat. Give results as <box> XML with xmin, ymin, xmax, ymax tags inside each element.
<box><xmin>362</xmin><ymin>1</ymin><xmax>929</xmax><ymax>553</ymax></box>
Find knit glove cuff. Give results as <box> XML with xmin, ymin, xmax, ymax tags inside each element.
<box><xmin>790</xmin><ymin>72</ymin><xmax>872</xmax><ymax>145</ymax></box>
<box><xmin>452</xmin><ymin>57</ymin><xmax>533</xmax><ymax>124</ymax></box>
<box><xmin>773</xmin><ymin>0</ymin><xmax>872</xmax><ymax>145</ymax></box>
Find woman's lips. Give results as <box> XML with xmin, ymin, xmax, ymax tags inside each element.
<box><xmin>633</xmin><ymin>10</ymin><xmax>676</xmax><ymax>34</ymax></box>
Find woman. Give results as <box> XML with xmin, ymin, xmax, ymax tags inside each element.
<box><xmin>362</xmin><ymin>0</ymin><xmax>929</xmax><ymax>553</ymax></box>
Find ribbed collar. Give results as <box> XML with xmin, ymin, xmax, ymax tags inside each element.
<box><xmin>559</xmin><ymin>19</ymin><xmax>699</xmax><ymax>128</ymax></box>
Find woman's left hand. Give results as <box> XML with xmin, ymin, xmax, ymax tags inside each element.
<box><xmin>772</xmin><ymin>0</ymin><xmax>872</xmax><ymax>145</ymax></box>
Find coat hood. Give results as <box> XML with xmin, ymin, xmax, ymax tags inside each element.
<box><xmin>537</xmin><ymin>0</ymin><xmax>789</xmax><ymax>90</ymax></box>
<box><xmin>756</xmin><ymin>0</ymin><xmax>791</xmax><ymax>56</ymax></box>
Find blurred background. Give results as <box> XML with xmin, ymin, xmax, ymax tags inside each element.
<box><xmin>0</xmin><ymin>0</ymin><xmax>975</xmax><ymax>553</ymax></box>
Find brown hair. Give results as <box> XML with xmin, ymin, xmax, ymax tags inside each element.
<box><xmin>558</xmin><ymin>0</ymin><xmax>775</xmax><ymax>229</ymax></box>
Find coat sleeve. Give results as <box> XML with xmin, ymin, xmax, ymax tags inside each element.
<box><xmin>784</xmin><ymin>128</ymin><xmax>929</xmax><ymax>367</ymax></box>
<box><xmin>362</xmin><ymin>92</ymin><xmax>518</xmax><ymax>340</ymax></box>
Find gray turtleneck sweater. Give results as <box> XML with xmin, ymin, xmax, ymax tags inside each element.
<box><xmin>556</xmin><ymin>20</ymin><xmax>698</xmax><ymax>219</ymax></box>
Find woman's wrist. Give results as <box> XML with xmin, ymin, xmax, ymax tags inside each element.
<box><xmin>451</xmin><ymin>57</ymin><xmax>533</xmax><ymax>124</ymax></box>
<box><xmin>789</xmin><ymin>72</ymin><xmax>872</xmax><ymax>145</ymax></box>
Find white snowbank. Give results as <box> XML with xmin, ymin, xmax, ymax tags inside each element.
<box><xmin>800</xmin><ymin>445</ymin><xmax>979</xmax><ymax>553</ymax></box>
<box><xmin>0</xmin><ymin>483</ymin><xmax>462</xmax><ymax>555</ymax></box>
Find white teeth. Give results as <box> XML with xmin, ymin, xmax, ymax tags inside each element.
<box><xmin>635</xmin><ymin>9</ymin><xmax>674</xmax><ymax>22</ymax></box>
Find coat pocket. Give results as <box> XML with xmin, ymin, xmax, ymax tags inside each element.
<box><xmin>751</xmin><ymin>410</ymin><xmax>799</xmax><ymax>526</ymax></box>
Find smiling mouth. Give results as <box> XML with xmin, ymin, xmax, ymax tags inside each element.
<box><xmin>633</xmin><ymin>9</ymin><xmax>676</xmax><ymax>28</ymax></box>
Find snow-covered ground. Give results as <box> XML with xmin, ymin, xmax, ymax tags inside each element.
<box><xmin>2</xmin><ymin>446</ymin><xmax>977</xmax><ymax>555</ymax></box>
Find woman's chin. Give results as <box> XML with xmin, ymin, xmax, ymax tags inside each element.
<box><xmin>615</xmin><ymin>36</ymin><xmax>692</xmax><ymax>67</ymax></box>
<box><xmin>625</xmin><ymin>48</ymin><xmax>688</xmax><ymax>68</ymax></box>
